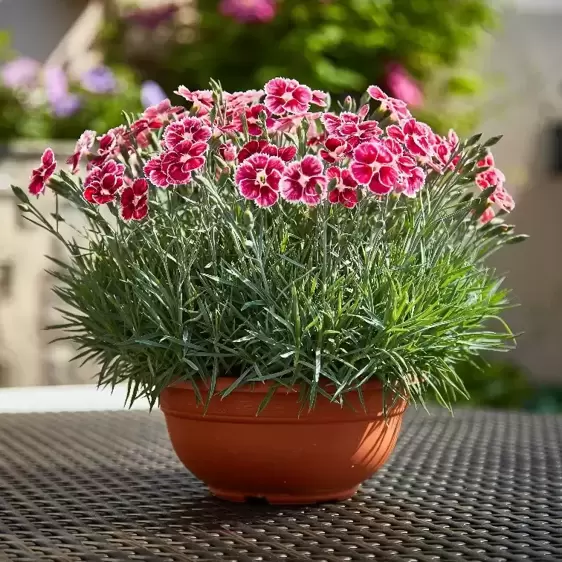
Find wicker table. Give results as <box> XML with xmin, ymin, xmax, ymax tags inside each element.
<box><xmin>0</xmin><ymin>407</ymin><xmax>561</xmax><ymax>561</ymax></box>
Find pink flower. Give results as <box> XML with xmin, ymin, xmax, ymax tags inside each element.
<box><xmin>89</xmin><ymin>129</ymin><xmax>122</xmax><ymax>167</ymax></box>
<box><xmin>280</xmin><ymin>155</ymin><xmax>327</xmax><ymax>205</ymax></box>
<box><xmin>395</xmin><ymin>166</ymin><xmax>426</xmax><ymax>198</ymax></box>
<box><xmin>478</xmin><ymin>151</ymin><xmax>495</xmax><ymax>169</ymax></box>
<box><xmin>327</xmin><ymin>167</ymin><xmax>358</xmax><ymax>208</ymax></box>
<box><xmin>175</xmin><ymin>86</ymin><xmax>214</xmax><ymax>116</ymax></box>
<box><xmin>161</xmin><ymin>140</ymin><xmax>208</xmax><ymax>184</ymax></box>
<box><xmin>219</xmin><ymin>141</ymin><xmax>237</xmax><ymax>162</ymax></box>
<box><xmin>492</xmin><ymin>187</ymin><xmax>515</xmax><ymax>212</ymax></box>
<box><xmin>120</xmin><ymin>178</ymin><xmax>149</xmax><ymax>221</ymax></box>
<box><xmin>431</xmin><ymin>129</ymin><xmax>461</xmax><ymax>171</ymax></box>
<box><xmin>351</xmin><ymin>141</ymin><xmax>398</xmax><ymax>195</ymax></box>
<box><xmin>144</xmin><ymin>157</ymin><xmax>169</xmax><ymax>188</ymax></box>
<box><xmin>163</xmin><ymin>117</ymin><xmax>212</xmax><ymax>150</ymax></box>
<box><xmin>479</xmin><ymin>207</ymin><xmax>495</xmax><ymax>224</ymax></box>
<box><xmin>235</xmin><ymin>153</ymin><xmax>285</xmax><ymax>207</ymax></box>
<box><xmin>83</xmin><ymin>160</ymin><xmax>125</xmax><ymax>204</ymax></box>
<box><xmin>311</xmin><ymin>89</ymin><xmax>328</xmax><ymax>108</ymax></box>
<box><xmin>224</xmin><ymin>90</ymin><xmax>264</xmax><ymax>110</ymax></box>
<box><xmin>231</xmin><ymin>103</ymin><xmax>274</xmax><ymax>136</ymax></box>
<box><xmin>367</xmin><ymin>85</ymin><xmax>411</xmax><ymax>121</ymax></box>
<box><xmin>219</xmin><ymin>0</ymin><xmax>276</xmax><ymax>23</ymax></box>
<box><xmin>130</xmin><ymin>119</ymin><xmax>152</xmax><ymax>149</ymax></box>
<box><xmin>319</xmin><ymin>136</ymin><xmax>352</xmax><ymax>163</ymax></box>
<box><xmin>238</xmin><ymin>140</ymin><xmax>270</xmax><ymax>163</ymax></box>
<box><xmin>264</xmin><ymin>78</ymin><xmax>313</xmax><ymax>116</ymax></box>
<box><xmin>474</xmin><ymin>155</ymin><xmax>514</xmax><ymax>213</ymax></box>
<box><xmin>402</xmin><ymin>119</ymin><xmax>434</xmax><ymax>160</ymax></box>
<box><xmin>388</xmin><ymin>119</ymin><xmax>434</xmax><ymax>162</ymax></box>
<box><xmin>321</xmin><ymin>112</ymin><xmax>381</xmax><ymax>147</ymax></box>
<box><xmin>385</xmin><ymin>63</ymin><xmax>423</xmax><ymax>107</ymax></box>
<box><xmin>143</xmin><ymin>99</ymin><xmax>184</xmax><ymax>129</ymax></box>
<box><xmin>272</xmin><ymin>111</ymin><xmax>322</xmax><ymax>134</ymax></box>
<box><xmin>66</xmin><ymin>130</ymin><xmax>96</xmax><ymax>174</ymax></box>
<box><xmin>237</xmin><ymin>140</ymin><xmax>296</xmax><ymax>163</ymax></box>
<box><xmin>476</xmin><ymin>168</ymin><xmax>505</xmax><ymax>192</ymax></box>
<box><xmin>29</xmin><ymin>148</ymin><xmax>56</xmax><ymax>195</ymax></box>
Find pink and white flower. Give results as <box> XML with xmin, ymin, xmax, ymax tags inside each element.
<box><xmin>387</xmin><ymin>119</ymin><xmax>434</xmax><ymax>161</ymax></box>
<box><xmin>120</xmin><ymin>178</ymin><xmax>149</xmax><ymax>221</ymax></box>
<box><xmin>219</xmin><ymin>141</ymin><xmax>237</xmax><ymax>162</ymax></box>
<box><xmin>29</xmin><ymin>148</ymin><xmax>56</xmax><ymax>195</ymax></box>
<box><xmin>321</xmin><ymin>112</ymin><xmax>381</xmax><ymax>147</ymax></box>
<box><xmin>144</xmin><ymin>157</ymin><xmax>169</xmax><ymax>188</ymax></box>
<box><xmin>479</xmin><ymin>206</ymin><xmax>496</xmax><ymax>224</ymax></box>
<box><xmin>66</xmin><ymin>130</ymin><xmax>96</xmax><ymax>174</ymax></box>
<box><xmin>83</xmin><ymin>160</ymin><xmax>125</xmax><ymax>204</ymax></box>
<box><xmin>311</xmin><ymin>89</ymin><xmax>328</xmax><ymax>108</ymax></box>
<box><xmin>319</xmin><ymin>136</ymin><xmax>352</xmax><ymax>163</ymax></box>
<box><xmin>367</xmin><ymin>85</ymin><xmax>411</xmax><ymax>121</ymax></box>
<box><xmin>327</xmin><ymin>166</ymin><xmax>358</xmax><ymax>208</ymax></box>
<box><xmin>143</xmin><ymin>99</ymin><xmax>184</xmax><ymax>129</ymax></box>
<box><xmin>433</xmin><ymin>129</ymin><xmax>461</xmax><ymax>171</ymax></box>
<box><xmin>224</xmin><ymin>90</ymin><xmax>264</xmax><ymax>110</ymax></box>
<box><xmin>264</xmin><ymin>78</ymin><xmax>313</xmax><ymax>116</ymax></box>
<box><xmin>395</xmin><ymin>166</ymin><xmax>426</xmax><ymax>198</ymax></box>
<box><xmin>161</xmin><ymin>140</ymin><xmax>208</xmax><ymax>185</ymax></box>
<box><xmin>350</xmin><ymin>141</ymin><xmax>398</xmax><ymax>195</ymax></box>
<box><xmin>237</xmin><ymin>140</ymin><xmax>296</xmax><ymax>163</ymax></box>
<box><xmin>474</xmin><ymin>154</ymin><xmax>514</xmax><ymax>212</ymax></box>
<box><xmin>163</xmin><ymin>117</ymin><xmax>212</xmax><ymax>150</ymax></box>
<box><xmin>130</xmin><ymin>118</ymin><xmax>152</xmax><ymax>148</ymax></box>
<box><xmin>235</xmin><ymin>153</ymin><xmax>285</xmax><ymax>207</ymax></box>
<box><xmin>492</xmin><ymin>187</ymin><xmax>515</xmax><ymax>212</ymax></box>
<box><xmin>233</xmin><ymin>103</ymin><xmax>274</xmax><ymax>136</ymax></box>
<box><xmin>175</xmin><ymin>86</ymin><xmax>214</xmax><ymax>115</ymax></box>
<box><xmin>280</xmin><ymin>155</ymin><xmax>327</xmax><ymax>205</ymax></box>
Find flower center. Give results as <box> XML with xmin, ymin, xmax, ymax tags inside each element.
<box><xmin>257</xmin><ymin>171</ymin><xmax>267</xmax><ymax>185</ymax></box>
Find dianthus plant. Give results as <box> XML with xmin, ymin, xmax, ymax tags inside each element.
<box><xmin>12</xmin><ymin>78</ymin><xmax>526</xmax><ymax>410</ymax></box>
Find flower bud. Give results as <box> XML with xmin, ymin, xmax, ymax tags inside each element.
<box><xmin>243</xmin><ymin>209</ymin><xmax>254</xmax><ymax>228</ymax></box>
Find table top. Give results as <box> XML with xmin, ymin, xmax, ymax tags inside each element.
<box><xmin>0</xmin><ymin>407</ymin><xmax>561</xmax><ymax>562</ymax></box>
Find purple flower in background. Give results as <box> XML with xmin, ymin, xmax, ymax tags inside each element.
<box><xmin>219</xmin><ymin>0</ymin><xmax>276</xmax><ymax>23</ymax></box>
<box><xmin>44</xmin><ymin>66</ymin><xmax>80</xmax><ymax>118</ymax></box>
<box><xmin>50</xmin><ymin>93</ymin><xmax>81</xmax><ymax>118</ymax></box>
<box><xmin>141</xmin><ymin>81</ymin><xmax>167</xmax><ymax>108</ymax></box>
<box><xmin>44</xmin><ymin>66</ymin><xmax>69</xmax><ymax>100</ymax></box>
<box><xmin>81</xmin><ymin>66</ymin><xmax>117</xmax><ymax>94</ymax></box>
<box><xmin>1</xmin><ymin>57</ymin><xmax>40</xmax><ymax>89</ymax></box>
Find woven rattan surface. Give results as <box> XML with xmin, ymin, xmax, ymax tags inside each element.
<box><xmin>0</xmin><ymin>408</ymin><xmax>561</xmax><ymax>561</ymax></box>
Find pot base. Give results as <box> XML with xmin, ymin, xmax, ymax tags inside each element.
<box><xmin>209</xmin><ymin>485</ymin><xmax>360</xmax><ymax>505</ymax></box>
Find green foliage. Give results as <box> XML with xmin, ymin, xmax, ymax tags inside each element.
<box><xmin>13</xmin><ymin>108</ymin><xmax>524</xmax><ymax>410</ymax></box>
<box><xmin>0</xmin><ymin>66</ymin><xmax>143</xmax><ymax>141</ymax></box>
<box><xmin>455</xmin><ymin>358</ymin><xmax>532</xmax><ymax>409</ymax></box>
<box><xmin>102</xmin><ymin>0</ymin><xmax>495</xmax><ymax>133</ymax></box>
<box><xmin>0</xmin><ymin>33</ymin><xmax>143</xmax><ymax>141</ymax></box>
<box><xmin>0</xmin><ymin>86</ymin><xmax>25</xmax><ymax>140</ymax></box>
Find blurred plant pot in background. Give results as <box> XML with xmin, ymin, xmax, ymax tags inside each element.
<box><xmin>160</xmin><ymin>378</ymin><xmax>406</xmax><ymax>505</ymax></box>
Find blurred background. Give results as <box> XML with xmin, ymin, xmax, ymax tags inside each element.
<box><xmin>0</xmin><ymin>0</ymin><xmax>561</xmax><ymax>411</ymax></box>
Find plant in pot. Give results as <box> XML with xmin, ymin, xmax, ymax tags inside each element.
<box><xmin>11</xmin><ymin>78</ymin><xmax>525</xmax><ymax>505</ymax></box>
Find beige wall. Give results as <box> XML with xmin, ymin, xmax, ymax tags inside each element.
<box><xmin>478</xmin><ymin>7</ymin><xmax>562</xmax><ymax>384</ymax></box>
<box><xmin>0</xmin><ymin>0</ymin><xmax>88</xmax><ymax>61</ymax></box>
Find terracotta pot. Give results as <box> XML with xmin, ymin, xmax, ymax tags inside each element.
<box><xmin>160</xmin><ymin>378</ymin><xmax>406</xmax><ymax>505</ymax></box>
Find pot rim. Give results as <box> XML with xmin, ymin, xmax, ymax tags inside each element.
<box><xmin>167</xmin><ymin>376</ymin><xmax>385</xmax><ymax>394</ymax></box>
